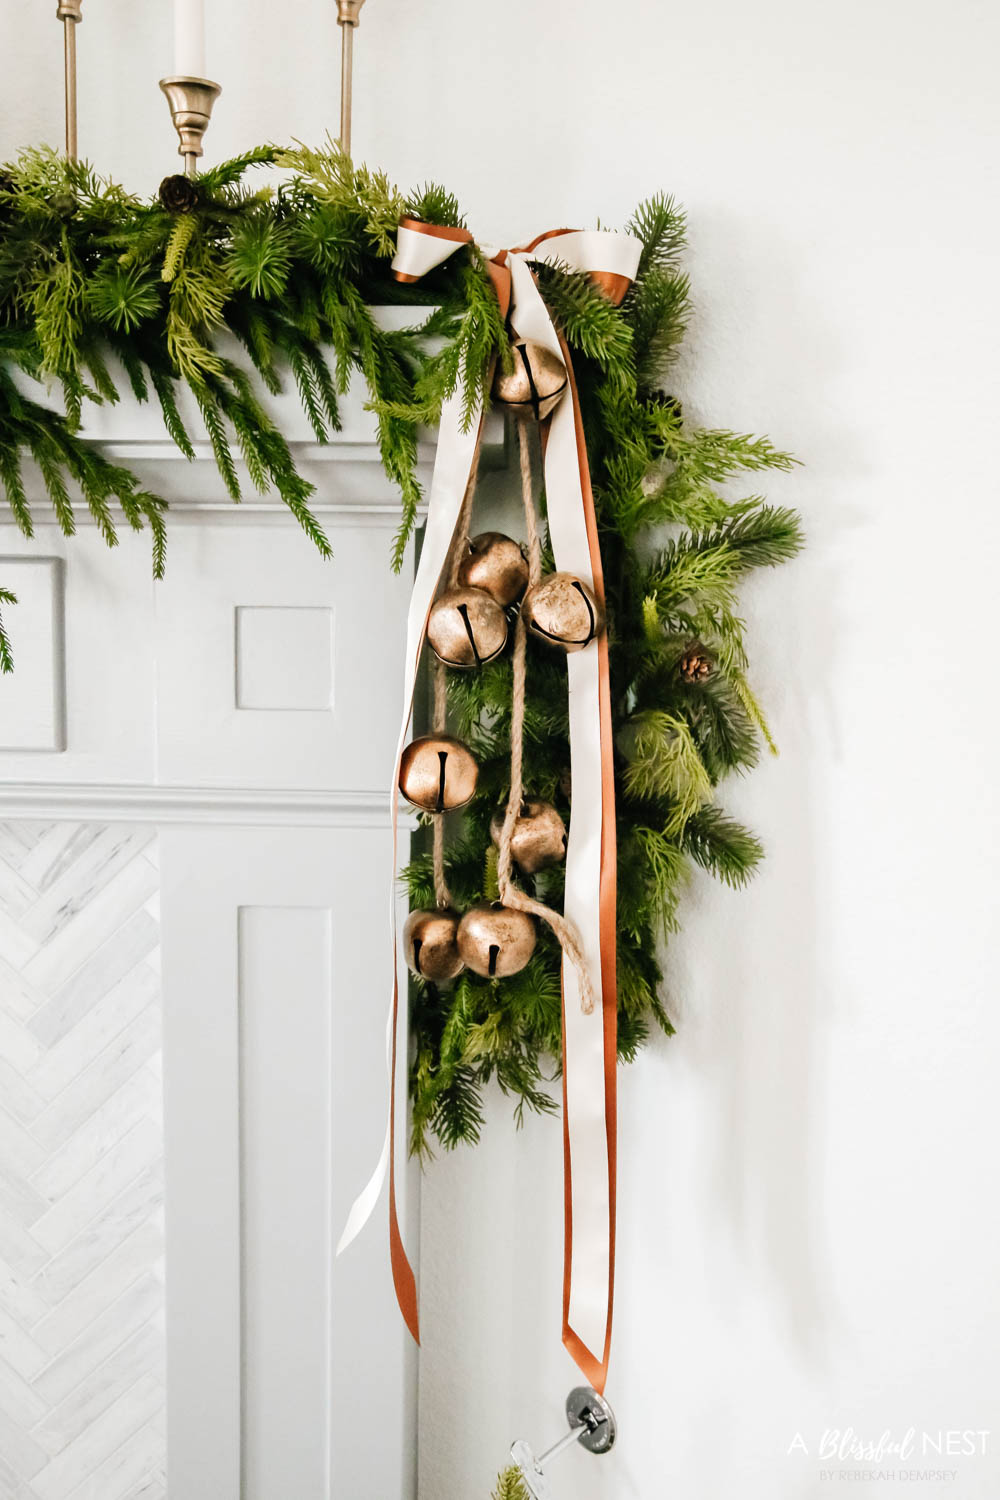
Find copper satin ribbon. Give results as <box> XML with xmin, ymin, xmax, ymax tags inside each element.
<box><xmin>341</xmin><ymin>218</ymin><xmax>641</xmax><ymax>1395</ymax></box>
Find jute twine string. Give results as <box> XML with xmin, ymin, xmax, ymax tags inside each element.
<box><xmin>496</xmin><ymin>418</ymin><xmax>595</xmax><ymax>1015</ymax></box>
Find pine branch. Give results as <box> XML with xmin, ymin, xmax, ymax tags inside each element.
<box><xmin>629</xmin><ymin>267</ymin><xmax>691</xmax><ymax>389</ymax></box>
<box><xmin>196</xmin><ymin>145</ymin><xmax>278</xmax><ymax>193</ymax></box>
<box><xmin>628</xmin><ymin>192</ymin><xmax>687</xmax><ymax>278</ymax></box>
<box><xmin>0</xmin><ymin>445</ymin><xmax>33</xmax><ymax>535</ymax></box>
<box><xmin>644</xmin><ymin>505</ymin><xmax>804</xmax><ymax>612</ymax></box>
<box><xmin>683</xmin><ymin>806</ymin><xmax>764</xmax><ymax>887</ymax></box>
<box><xmin>149</xmin><ymin>366</ymin><xmax>196</xmax><ymax>459</ymax></box>
<box><xmin>621</xmin><ymin>710</ymin><xmax>713</xmax><ymax>832</ymax></box>
<box><xmin>405</xmin><ymin>182</ymin><xmax>465</xmax><ymax>228</ymax></box>
<box><xmin>0</xmin><ymin>586</ymin><xmax>15</xmax><ymax>673</ymax></box>
<box><xmin>191</xmin><ymin>382</ymin><xmax>240</xmax><ymax>499</ymax></box>
<box><xmin>161</xmin><ymin>213</ymin><xmax>197</xmax><ymax>283</ymax></box>
<box><xmin>631</xmin><ymin>826</ymin><xmax>688</xmax><ymax>937</ymax></box>
<box><xmin>229</xmin><ymin>217</ymin><xmax>292</xmax><ymax>300</ymax></box>
<box><xmin>88</xmin><ymin>263</ymin><xmax>161</xmax><ymax>333</ymax></box>
<box><xmin>533</xmin><ymin>261</ymin><xmax>634</xmax><ymax>389</ymax></box>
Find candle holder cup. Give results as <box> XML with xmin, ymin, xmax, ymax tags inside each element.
<box><xmin>159</xmin><ymin>75</ymin><xmax>222</xmax><ymax>175</ymax></box>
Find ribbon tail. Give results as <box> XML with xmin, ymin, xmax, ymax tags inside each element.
<box><xmin>335</xmin><ymin>382</ymin><xmax>488</xmax><ymax>1348</ymax></box>
<box><xmin>388</xmin><ymin>970</ymin><xmax>420</xmax><ymax>1343</ymax></box>
<box><xmin>336</xmin><ymin>1118</ymin><xmax>389</xmax><ymax>1257</ymax></box>
<box><xmin>545</xmin><ymin>333</ymin><xmax>618</xmax><ymax>1394</ymax></box>
<box><xmin>336</xmin><ymin>987</ymin><xmax>393</xmax><ymax>1257</ymax></box>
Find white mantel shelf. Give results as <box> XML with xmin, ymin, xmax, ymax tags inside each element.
<box><xmin>0</xmin><ymin>781</ymin><xmax>418</xmax><ymax>828</ymax></box>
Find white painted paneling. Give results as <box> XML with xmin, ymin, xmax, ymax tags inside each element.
<box><xmin>160</xmin><ymin>825</ymin><xmax>416</xmax><ymax>1500</ymax></box>
<box><xmin>235</xmin><ymin>607</ymin><xmax>334</xmax><ymax>711</ymax></box>
<box><xmin>154</xmin><ymin>522</ymin><xmax>410</xmax><ymax>791</ymax></box>
<box><xmin>239</xmin><ymin>906</ymin><xmax>333</xmax><ymax>1500</ymax></box>
<box><xmin>0</xmin><ymin>558</ymin><xmax>65</xmax><ymax>752</ymax></box>
<box><xmin>0</xmin><ymin>531</ymin><xmax>155</xmax><ymax>785</ymax></box>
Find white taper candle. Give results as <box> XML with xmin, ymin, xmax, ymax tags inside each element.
<box><xmin>174</xmin><ymin>0</ymin><xmax>206</xmax><ymax>76</ymax></box>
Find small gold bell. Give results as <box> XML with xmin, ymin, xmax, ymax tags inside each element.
<box><xmin>522</xmin><ymin>572</ymin><xmax>604</xmax><ymax>652</ymax></box>
<box><xmin>427</xmin><ymin>586</ymin><xmax>508</xmax><ymax>669</ymax></box>
<box><xmin>398</xmin><ymin>735</ymin><xmax>478</xmax><ymax>812</ymax></box>
<box><xmin>492</xmin><ymin>339</ymin><xmax>567</xmax><ymax>422</ymax></box>
<box><xmin>403</xmin><ymin>909</ymin><xmax>465</xmax><ymax>982</ymax></box>
<box><xmin>490</xmin><ymin>800</ymin><xmax>567</xmax><ymax>875</ymax></box>
<box><xmin>457</xmin><ymin>532</ymin><xmax>530</xmax><ymax>607</ymax></box>
<box><xmin>457</xmin><ymin>903</ymin><xmax>536</xmax><ymax>979</ymax></box>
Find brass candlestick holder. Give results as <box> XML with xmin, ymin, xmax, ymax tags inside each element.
<box><xmin>55</xmin><ymin>0</ymin><xmax>83</xmax><ymax>160</ymax></box>
<box><xmin>337</xmin><ymin>0</ymin><xmax>367</xmax><ymax>156</ymax></box>
<box><xmin>159</xmin><ymin>76</ymin><xmax>222</xmax><ymax>176</ymax></box>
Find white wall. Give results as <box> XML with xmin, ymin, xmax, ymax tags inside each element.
<box><xmin>4</xmin><ymin>2</ymin><xmax>1000</xmax><ymax>1496</ymax></box>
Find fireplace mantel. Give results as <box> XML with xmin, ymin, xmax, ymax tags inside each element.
<box><xmin>0</xmin><ymin>362</ymin><xmax>439</xmax><ymax>1499</ymax></box>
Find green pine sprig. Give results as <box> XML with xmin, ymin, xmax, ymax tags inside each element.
<box><xmin>0</xmin><ymin>586</ymin><xmax>15</xmax><ymax>673</ymax></box>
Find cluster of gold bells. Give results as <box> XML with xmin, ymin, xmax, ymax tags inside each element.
<box><xmin>398</xmin><ymin>341</ymin><xmax>606</xmax><ymax>985</ymax></box>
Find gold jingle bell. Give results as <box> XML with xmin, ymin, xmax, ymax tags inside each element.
<box><xmin>522</xmin><ymin>572</ymin><xmax>604</xmax><ymax>652</ymax></box>
<box><xmin>457</xmin><ymin>532</ymin><xmax>530</xmax><ymax>607</ymax></box>
<box><xmin>492</xmin><ymin>339</ymin><xmax>568</xmax><ymax>422</ymax></box>
<box><xmin>457</xmin><ymin>903</ymin><xmax>536</xmax><ymax>979</ymax></box>
<box><xmin>403</xmin><ymin>909</ymin><xmax>465</xmax><ymax>982</ymax></box>
<box><xmin>427</xmin><ymin>586</ymin><xmax>507</xmax><ymax>669</ymax></box>
<box><xmin>399</xmin><ymin>735</ymin><xmax>478</xmax><ymax>812</ymax></box>
<box><xmin>490</xmin><ymin>799</ymin><xmax>567</xmax><ymax>875</ymax></box>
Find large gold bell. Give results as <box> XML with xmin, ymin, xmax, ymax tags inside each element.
<box><xmin>456</xmin><ymin>903</ymin><xmax>536</xmax><ymax>979</ymax></box>
<box><xmin>492</xmin><ymin>340</ymin><xmax>567</xmax><ymax>422</ymax></box>
<box><xmin>521</xmin><ymin>572</ymin><xmax>604</xmax><ymax>652</ymax></box>
<box><xmin>490</xmin><ymin>799</ymin><xmax>567</xmax><ymax>875</ymax></box>
<box><xmin>427</xmin><ymin>586</ymin><xmax>508</xmax><ymax>669</ymax></box>
<box><xmin>398</xmin><ymin>735</ymin><xmax>478</xmax><ymax>812</ymax></box>
<box><xmin>457</xmin><ymin>532</ymin><xmax>529</xmax><ymax>607</ymax></box>
<box><xmin>403</xmin><ymin>909</ymin><xmax>465</xmax><ymax>982</ymax></box>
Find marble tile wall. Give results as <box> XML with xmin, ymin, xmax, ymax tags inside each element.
<box><xmin>0</xmin><ymin>823</ymin><xmax>164</xmax><ymax>1500</ymax></box>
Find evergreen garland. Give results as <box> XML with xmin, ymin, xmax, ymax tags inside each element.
<box><xmin>0</xmin><ymin>141</ymin><xmax>802</xmax><ymax>1151</ymax></box>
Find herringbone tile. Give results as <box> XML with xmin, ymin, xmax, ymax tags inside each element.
<box><xmin>0</xmin><ymin>825</ymin><xmax>165</xmax><ymax>1495</ymax></box>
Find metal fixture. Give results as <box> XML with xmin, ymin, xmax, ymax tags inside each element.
<box><xmin>158</xmin><ymin>76</ymin><xmax>222</xmax><ymax>176</ymax></box>
<box><xmin>510</xmin><ymin>1387</ymin><xmax>617</xmax><ymax>1498</ymax></box>
<box><xmin>55</xmin><ymin>0</ymin><xmax>82</xmax><ymax>160</ymax></box>
<box><xmin>336</xmin><ymin>0</ymin><xmax>367</xmax><ymax>156</ymax></box>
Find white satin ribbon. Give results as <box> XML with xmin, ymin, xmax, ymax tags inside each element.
<box><xmin>506</xmin><ymin>249</ymin><xmax>617</xmax><ymax>1356</ymax></box>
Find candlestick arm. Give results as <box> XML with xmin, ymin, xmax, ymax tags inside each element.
<box><xmin>56</xmin><ymin>0</ymin><xmax>83</xmax><ymax>161</ymax></box>
<box><xmin>336</xmin><ymin>0</ymin><xmax>366</xmax><ymax>156</ymax></box>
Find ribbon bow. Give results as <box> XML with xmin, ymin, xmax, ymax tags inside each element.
<box><xmin>340</xmin><ymin>219</ymin><xmax>642</xmax><ymax>1395</ymax></box>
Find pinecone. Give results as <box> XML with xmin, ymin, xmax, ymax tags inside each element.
<box><xmin>158</xmin><ymin>174</ymin><xmax>201</xmax><ymax>213</ymax></box>
<box><xmin>679</xmin><ymin>646</ymin><xmax>712</xmax><ymax>683</ymax></box>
